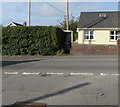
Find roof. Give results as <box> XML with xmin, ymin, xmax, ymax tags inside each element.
<box><xmin>7</xmin><ymin>22</ymin><xmax>23</xmax><ymax>26</ymax></box>
<box><xmin>78</xmin><ymin>11</ymin><xmax>120</xmax><ymax>29</ymax></box>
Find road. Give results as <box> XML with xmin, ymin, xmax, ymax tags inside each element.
<box><xmin>1</xmin><ymin>56</ymin><xmax>118</xmax><ymax>105</ymax></box>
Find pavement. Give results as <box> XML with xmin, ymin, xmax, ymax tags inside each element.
<box><xmin>1</xmin><ymin>56</ymin><xmax>119</xmax><ymax>105</ymax></box>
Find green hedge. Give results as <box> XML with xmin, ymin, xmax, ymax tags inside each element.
<box><xmin>2</xmin><ymin>26</ymin><xmax>64</xmax><ymax>55</ymax></box>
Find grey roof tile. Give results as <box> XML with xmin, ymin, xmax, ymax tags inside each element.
<box><xmin>78</xmin><ymin>11</ymin><xmax>120</xmax><ymax>28</ymax></box>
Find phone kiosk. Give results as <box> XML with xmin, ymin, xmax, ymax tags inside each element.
<box><xmin>63</xmin><ymin>30</ymin><xmax>73</xmax><ymax>53</ymax></box>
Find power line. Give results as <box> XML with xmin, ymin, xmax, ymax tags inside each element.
<box><xmin>41</xmin><ymin>0</ymin><xmax>65</xmax><ymax>15</ymax></box>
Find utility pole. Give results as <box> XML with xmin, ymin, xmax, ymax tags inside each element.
<box><xmin>28</xmin><ymin>0</ymin><xmax>31</xmax><ymax>26</ymax></box>
<box><xmin>66</xmin><ymin>0</ymin><xmax>69</xmax><ymax>30</ymax></box>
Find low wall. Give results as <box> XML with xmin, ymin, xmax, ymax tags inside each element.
<box><xmin>70</xmin><ymin>44</ymin><xmax>118</xmax><ymax>55</ymax></box>
<box><xmin>117</xmin><ymin>39</ymin><xmax>120</xmax><ymax>55</ymax></box>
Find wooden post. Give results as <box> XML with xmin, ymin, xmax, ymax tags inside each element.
<box><xmin>66</xmin><ymin>0</ymin><xmax>69</xmax><ymax>30</ymax></box>
<box><xmin>28</xmin><ymin>0</ymin><xmax>31</xmax><ymax>26</ymax></box>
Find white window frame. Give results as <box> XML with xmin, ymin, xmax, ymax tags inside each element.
<box><xmin>84</xmin><ymin>30</ymin><xmax>94</xmax><ymax>40</ymax></box>
<box><xmin>99</xmin><ymin>13</ymin><xmax>107</xmax><ymax>18</ymax></box>
<box><xmin>110</xmin><ymin>31</ymin><xmax>118</xmax><ymax>41</ymax></box>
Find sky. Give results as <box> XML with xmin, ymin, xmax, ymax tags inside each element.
<box><xmin>1</xmin><ymin>1</ymin><xmax>119</xmax><ymax>26</ymax></box>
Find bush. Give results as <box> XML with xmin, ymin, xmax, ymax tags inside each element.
<box><xmin>2</xmin><ymin>26</ymin><xmax>64</xmax><ymax>55</ymax></box>
<box><xmin>73</xmin><ymin>33</ymin><xmax>78</xmax><ymax>41</ymax></box>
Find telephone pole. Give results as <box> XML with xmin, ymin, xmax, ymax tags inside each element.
<box><xmin>28</xmin><ymin>0</ymin><xmax>31</xmax><ymax>26</ymax></box>
<box><xmin>66</xmin><ymin>0</ymin><xmax>69</xmax><ymax>30</ymax></box>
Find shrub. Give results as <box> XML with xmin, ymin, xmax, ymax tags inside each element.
<box><xmin>2</xmin><ymin>26</ymin><xmax>64</xmax><ymax>55</ymax></box>
<box><xmin>73</xmin><ymin>33</ymin><xmax>78</xmax><ymax>41</ymax></box>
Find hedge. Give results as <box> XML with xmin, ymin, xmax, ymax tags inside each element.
<box><xmin>2</xmin><ymin>26</ymin><xmax>64</xmax><ymax>55</ymax></box>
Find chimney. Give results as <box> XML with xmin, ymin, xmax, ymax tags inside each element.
<box><xmin>23</xmin><ymin>22</ymin><xmax>27</xmax><ymax>26</ymax></box>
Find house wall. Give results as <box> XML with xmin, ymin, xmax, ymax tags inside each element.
<box><xmin>77</xmin><ymin>29</ymin><xmax>117</xmax><ymax>45</ymax></box>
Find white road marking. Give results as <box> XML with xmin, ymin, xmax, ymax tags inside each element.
<box><xmin>101</xmin><ymin>73</ymin><xmax>107</xmax><ymax>76</ymax></box>
<box><xmin>112</xmin><ymin>74</ymin><xmax>120</xmax><ymax>76</ymax></box>
<box><xmin>70</xmin><ymin>73</ymin><xmax>94</xmax><ymax>76</ymax></box>
<box><xmin>4</xmin><ymin>72</ymin><xmax>119</xmax><ymax>76</ymax></box>
<box><xmin>4</xmin><ymin>72</ymin><xmax>18</xmax><ymax>75</ymax></box>
<box><xmin>101</xmin><ymin>73</ymin><xmax>120</xmax><ymax>76</ymax></box>
<box><xmin>22</xmin><ymin>72</ymin><xmax>40</xmax><ymax>75</ymax></box>
<box><xmin>46</xmin><ymin>72</ymin><xmax>64</xmax><ymax>75</ymax></box>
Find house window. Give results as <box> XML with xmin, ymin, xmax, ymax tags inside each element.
<box><xmin>110</xmin><ymin>31</ymin><xmax>119</xmax><ymax>41</ymax></box>
<box><xmin>84</xmin><ymin>30</ymin><xmax>94</xmax><ymax>40</ymax></box>
<box><xmin>99</xmin><ymin>13</ymin><xmax>107</xmax><ymax>18</ymax></box>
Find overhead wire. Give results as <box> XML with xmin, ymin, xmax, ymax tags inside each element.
<box><xmin>41</xmin><ymin>0</ymin><xmax>66</xmax><ymax>15</ymax></box>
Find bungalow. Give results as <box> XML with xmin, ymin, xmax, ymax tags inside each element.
<box><xmin>77</xmin><ymin>11</ymin><xmax>120</xmax><ymax>45</ymax></box>
<box><xmin>7</xmin><ymin>22</ymin><xmax>27</xmax><ymax>27</ymax></box>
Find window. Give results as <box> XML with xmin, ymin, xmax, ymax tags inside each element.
<box><xmin>110</xmin><ymin>31</ymin><xmax>119</xmax><ymax>41</ymax></box>
<box><xmin>99</xmin><ymin>13</ymin><xmax>107</xmax><ymax>18</ymax></box>
<box><xmin>84</xmin><ymin>30</ymin><xmax>94</xmax><ymax>40</ymax></box>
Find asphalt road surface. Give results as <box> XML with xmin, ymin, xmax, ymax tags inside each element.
<box><xmin>1</xmin><ymin>56</ymin><xmax>118</xmax><ymax>105</ymax></box>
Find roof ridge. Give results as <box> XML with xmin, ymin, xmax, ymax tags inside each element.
<box><xmin>81</xmin><ymin>11</ymin><xmax>120</xmax><ymax>13</ymax></box>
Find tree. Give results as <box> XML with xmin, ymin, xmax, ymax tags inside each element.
<box><xmin>0</xmin><ymin>25</ymin><xmax>2</xmax><ymax>28</ymax></box>
<box><xmin>57</xmin><ymin>15</ymin><xmax>79</xmax><ymax>41</ymax></box>
<box><xmin>57</xmin><ymin>16</ymin><xmax>66</xmax><ymax>30</ymax></box>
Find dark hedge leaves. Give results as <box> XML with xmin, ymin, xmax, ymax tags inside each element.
<box><xmin>2</xmin><ymin>26</ymin><xmax>64</xmax><ymax>55</ymax></box>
